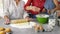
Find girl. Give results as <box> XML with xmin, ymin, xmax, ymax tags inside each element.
<box><xmin>24</xmin><ymin>0</ymin><xmax>46</xmax><ymax>18</ymax></box>
<box><xmin>44</xmin><ymin>0</ymin><xmax>60</xmax><ymax>31</ymax></box>
<box><xmin>3</xmin><ymin>0</ymin><xmax>31</xmax><ymax>24</ymax></box>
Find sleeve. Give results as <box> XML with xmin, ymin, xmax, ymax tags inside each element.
<box><xmin>22</xmin><ymin>1</ymin><xmax>29</xmax><ymax>19</ymax></box>
<box><xmin>2</xmin><ymin>0</ymin><xmax>10</xmax><ymax>18</ymax></box>
<box><xmin>23</xmin><ymin>10</ymin><xmax>29</xmax><ymax>19</ymax></box>
<box><xmin>24</xmin><ymin>0</ymin><xmax>32</xmax><ymax>11</ymax></box>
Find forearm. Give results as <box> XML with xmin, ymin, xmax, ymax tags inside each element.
<box><xmin>53</xmin><ymin>0</ymin><xmax>59</xmax><ymax>7</ymax></box>
<box><xmin>53</xmin><ymin>6</ymin><xmax>60</xmax><ymax>11</ymax></box>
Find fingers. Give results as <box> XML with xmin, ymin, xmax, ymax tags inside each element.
<box><xmin>4</xmin><ymin>19</ymin><xmax>10</xmax><ymax>25</ymax></box>
<box><xmin>32</xmin><ymin>6</ymin><xmax>40</xmax><ymax>12</ymax></box>
<box><xmin>26</xmin><ymin>6</ymin><xmax>40</xmax><ymax>12</ymax></box>
<box><xmin>26</xmin><ymin>6</ymin><xmax>31</xmax><ymax>10</ymax></box>
<box><xmin>25</xmin><ymin>17</ymin><xmax>34</xmax><ymax>22</ymax></box>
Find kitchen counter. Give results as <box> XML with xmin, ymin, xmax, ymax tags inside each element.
<box><xmin>0</xmin><ymin>19</ymin><xmax>60</xmax><ymax>34</ymax></box>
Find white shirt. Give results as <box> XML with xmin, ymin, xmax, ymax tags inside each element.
<box><xmin>3</xmin><ymin>0</ymin><xmax>28</xmax><ymax>19</ymax></box>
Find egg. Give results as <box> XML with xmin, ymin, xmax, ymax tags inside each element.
<box><xmin>0</xmin><ymin>31</ymin><xmax>6</xmax><ymax>34</ymax></box>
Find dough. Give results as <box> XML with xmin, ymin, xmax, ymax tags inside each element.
<box><xmin>0</xmin><ymin>31</ymin><xmax>6</xmax><ymax>34</ymax></box>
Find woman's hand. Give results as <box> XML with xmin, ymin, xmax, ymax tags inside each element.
<box><xmin>26</xmin><ymin>6</ymin><xmax>32</xmax><ymax>10</ymax></box>
<box><xmin>4</xmin><ymin>16</ymin><xmax>10</xmax><ymax>25</ymax></box>
<box><xmin>26</xmin><ymin>6</ymin><xmax>40</xmax><ymax>12</ymax></box>
<box><xmin>5</xmin><ymin>18</ymin><xmax>10</xmax><ymax>25</ymax></box>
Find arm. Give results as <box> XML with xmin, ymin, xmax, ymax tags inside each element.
<box><xmin>53</xmin><ymin>0</ymin><xmax>60</xmax><ymax>10</ymax></box>
<box><xmin>23</xmin><ymin>10</ymin><xmax>29</xmax><ymax>19</ymax></box>
<box><xmin>23</xmin><ymin>10</ymin><xmax>34</xmax><ymax>21</ymax></box>
<box><xmin>3</xmin><ymin>0</ymin><xmax>11</xmax><ymax>19</ymax></box>
<box><xmin>3</xmin><ymin>0</ymin><xmax>10</xmax><ymax>24</ymax></box>
<box><xmin>24</xmin><ymin>0</ymin><xmax>32</xmax><ymax>11</ymax></box>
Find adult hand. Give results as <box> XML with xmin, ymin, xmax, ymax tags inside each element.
<box><xmin>4</xmin><ymin>16</ymin><xmax>10</xmax><ymax>25</ymax></box>
<box><xmin>4</xmin><ymin>18</ymin><xmax>10</xmax><ymax>25</ymax></box>
<box><xmin>26</xmin><ymin>6</ymin><xmax>33</xmax><ymax>10</ymax></box>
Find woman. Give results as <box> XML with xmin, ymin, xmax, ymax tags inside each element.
<box><xmin>24</xmin><ymin>0</ymin><xmax>46</xmax><ymax>18</ymax></box>
<box><xmin>3</xmin><ymin>0</ymin><xmax>31</xmax><ymax>24</ymax></box>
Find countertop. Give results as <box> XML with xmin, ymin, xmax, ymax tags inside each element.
<box><xmin>0</xmin><ymin>19</ymin><xmax>60</xmax><ymax>34</ymax></box>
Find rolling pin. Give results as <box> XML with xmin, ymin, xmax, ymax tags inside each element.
<box><xmin>10</xmin><ymin>19</ymin><xmax>29</xmax><ymax>24</ymax></box>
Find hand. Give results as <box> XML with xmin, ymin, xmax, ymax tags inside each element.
<box><xmin>35</xmin><ymin>7</ymin><xmax>40</xmax><ymax>12</ymax></box>
<box><xmin>42</xmin><ymin>8</ymin><xmax>46</xmax><ymax>13</ymax></box>
<box><xmin>25</xmin><ymin>17</ymin><xmax>34</xmax><ymax>21</ymax></box>
<box><xmin>4</xmin><ymin>18</ymin><xmax>10</xmax><ymax>25</ymax></box>
<box><xmin>47</xmin><ymin>10</ymin><xmax>51</xmax><ymax>14</ymax></box>
<box><xmin>54</xmin><ymin>6</ymin><xmax>60</xmax><ymax>10</ymax></box>
<box><xmin>26</xmin><ymin>6</ymin><xmax>33</xmax><ymax>10</ymax></box>
<box><xmin>32</xmin><ymin>6</ymin><xmax>40</xmax><ymax>12</ymax></box>
<box><xmin>26</xmin><ymin>6</ymin><xmax>30</xmax><ymax>10</ymax></box>
<box><xmin>26</xmin><ymin>6</ymin><xmax>40</xmax><ymax>12</ymax></box>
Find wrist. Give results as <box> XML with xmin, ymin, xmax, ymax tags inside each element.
<box><xmin>4</xmin><ymin>15</ymin><xmax>9</xmax><ymax>19</ymax></box>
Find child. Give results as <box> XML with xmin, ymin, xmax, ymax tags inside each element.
<box><xmin>3</xmin><ymin>0</ymin><xmax>31</xmax><ymax>24</ymax></box>
<box><xmin>44</xmin><ymin>0</ymin><xmax>60</xmax><ymax>31</ymax></box>
<box><xmin>24</xmin><ymin>0</ymin><xmax>46</xmax><ymax>18</ymax></box>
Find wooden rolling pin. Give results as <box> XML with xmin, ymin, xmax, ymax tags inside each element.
<box><xmin>10</xmin><ymin>19</ymin><xmax>29</xmax><ymax>24</ymax></box>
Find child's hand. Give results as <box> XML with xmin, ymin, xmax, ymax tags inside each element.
<box><xmin>32</xmin><ymin>6</ymin><xmax>40</xmax><ymax>12</ymax></box>
<box><xmin>26</xmin><ymin>6</ymin><xmax>31</xmax><ymax>10</ymax></box>
<box><xmin>47</xmin><ymin>10</ymin><xmax>51</xmax><ymax>14</ymax></box>
<box><xmin>42</xmin><ymin>8</ymin><xmax>46</xmax><ymax>13</ymax></box>
<box><xmin>35</xmin><ymin>7</ymin><xmax>41</xmax><ymax>12</ymax></box>
<box><xmin>25</xmin><ymin>17</ymin><xmax>34</xmax><ymax>21</ymax></box>
<box><xmin>54</xmin><ymin>6</ymin><xmax>60</xmax><ymax>10</ymax></box>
